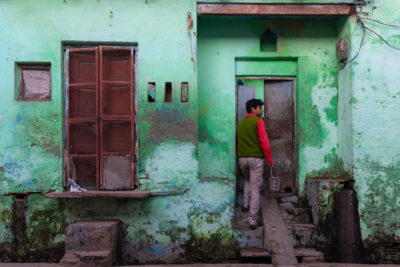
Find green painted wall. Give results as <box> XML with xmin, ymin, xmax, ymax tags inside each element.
<box><xmin>0</xmin><ymin>0</ymin><xmax>198</xmax><ymax>194</ymax></box>
<box><xmin>338</xmin><ymin>16</ymin><xmax>355</xmax><ymax>174</ymax></box>
<box><xmin>199</xmin><ymin>0</ymin><xmax>360</xmax><ymax>3</ymax></box>
<box><xmin>0</xmin><ymin>0</ymin><xmax>399</xmax><ymax>263</ymax></box>
<box><xmin>343</xmin><ymin>0</ymin><xmax>400</xmax><ymax>245</ymax></box>
<box><xmin>0</xmin><ymin>0</ymin><xmax>219</xmax><ymax>263</ymax></box>
<box><xmin>198</xmin><ymin>17</ymin><xmax>341</xmax><ymax>194</ymax></box>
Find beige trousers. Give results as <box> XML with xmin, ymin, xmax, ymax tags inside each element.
<box><xmin>239</xmin><ymin>157</ymin><xmax>264</xmax><ymax>226</ymax></box>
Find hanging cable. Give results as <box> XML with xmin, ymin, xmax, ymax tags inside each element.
<box><xmin>360</xmin><ymin>17</ymin><xmax>400</xmax><ymax>28</ymax></box>
<box><xmin>363</xmin><ymin>25</ymin><xmax>400</xmax><ymax>51</ymax></box>
<box><xmin>341</xmin><ymin>21</ymin><xmax>366</xmax><ymax>69</ymax></box>
<box><xmin>340</xmin><ymin>15</ymin><xmax>400</xmax><ymax>69</ymax></box>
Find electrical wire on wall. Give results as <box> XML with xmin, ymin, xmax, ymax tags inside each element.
<box><xmin>340</xmin><ymin>15</ymin><xmax>400</xmax><ymax>69</ymax></box>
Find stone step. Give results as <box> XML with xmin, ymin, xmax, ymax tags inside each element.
<box><xmin>280</xmin><ymin>207</ymin><xmax>311</xmax><ymax>224</ymax></box>
<box><xmin>279</xmin><ymin>195</ymin><xmax>299</xmax><ymax>207</ymax></box>
<box><xmin>234</xmin><ymin>207</ymin><xmax>264</xmax><ymax>249</ymax></box>
<box><xmin>65</xmin><ymin>220</ymin><xmax>120</xmax><ymax>253</ymax></box>
<box><xmin>286</xmin><ymin>223</ymin><xmax>318</xmax><ymax>248</ymax></box>
<box><xmin>240</xmin><ymin>247</ymin><xmax>324</xmax><ymax>263</ymax></box>
<box><xmin>60</xmin><ymin>250</ymin><xmax>112</xmax><ymax>267</ymax></box>
<box><xmin>237</xmin><ymin>226</ymin><xmax>264</xmax><ymax>249</ymax></box>
<box><xmin>240</xmin><ymin>247</ymin><xmax>270</xmax><ymax>258</ymax></box>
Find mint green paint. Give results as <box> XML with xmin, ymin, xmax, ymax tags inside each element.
<box><xmin>341</xmin><ymin>0</ymin><xmax>400</xmax><ymax>245</ymax></box>
<box><xmin>242</xmin><ymin>80</ymin><xmax>264</xmax><ymax>100</ymax></box>
<box><xmin>1</xmin><ymin>0</ymin><xmax>399</xmax><ymax>262</ymax></box>
<box><xmin>235</xmin><ymin>60</ymin><xmax>297</xmax><ymax>76</ymax></box>
<box><xmin>337</xmin><ymin>16</ymin><xmax>354</xmax><ymax>174</ymax></box>
<box><xmin>198</xmin><ymin>17</ymin><xmax>340</xmax><ymax>193</ymax></box>
<box><xmin>140</xmin><ymin>142</ymin><xmax>198</xmax><ymax>191</ymax></box>
<box><xmin>0</xmin><ymin>0</ymin><xmax>198</xmax><ymax>194</ymax></box>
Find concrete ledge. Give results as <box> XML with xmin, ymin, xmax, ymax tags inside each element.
<box><xmin>44</xmin><ymin>190</ymin><xmax>151</xmax><ymax>199</ymax></box>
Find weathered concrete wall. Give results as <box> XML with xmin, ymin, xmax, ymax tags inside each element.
<box><xmin>0</xmin><ymin>0</ymin><xmax>399</xmax><ymax>264</ymax></box>
<box><xmin>0</xmin><ymin>0</ymin><xmax>198</xmax><ymax>194</ymax></box>
<box><xmin>0</xmin><ymin>0</ymin><xmax>205</xmax><ymax>262</ymax></box>
<box><xmin>344</xmin><ymin>0</ymin><xmax>400</xmax><ymax>256</ymax></box>
<box><xmin>198</xmin><ymin>17</ymin><xmax>342</xmax><ymax>193</ymax></box>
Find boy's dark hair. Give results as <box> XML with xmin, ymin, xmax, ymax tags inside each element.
<box><xmin>246</xmin><ymin>98</ymin><xmax>264</xmax><ymax>113</ymax></box>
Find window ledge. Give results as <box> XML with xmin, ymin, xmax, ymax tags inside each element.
<box><xmin>44</xmin><ymin>190</ymin><xmax>151</xmax><ymax>199</ymax></box>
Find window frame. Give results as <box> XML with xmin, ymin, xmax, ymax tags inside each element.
<box><xmin>16</xmin><ymin>63</ymin><xmax>52</xmax><ymax>101</ymax></box>
<box><xmin>64</xmin><ymin>45</ymin><xmax>137</xmax><ymax>191</ymax></box>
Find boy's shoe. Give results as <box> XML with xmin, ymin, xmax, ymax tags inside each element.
<box><xmin>249</xmin><ymin>224</ymin><xmax>257</xmax><ymax>230</ymax></box>
<box><xmin>241</xmin><ymin>206</ymin><xmax>249</xmax><ymax>212</ymax></box>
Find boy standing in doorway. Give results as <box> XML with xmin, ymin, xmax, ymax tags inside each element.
<box><xmin>237</xmin><ymin>98</ymin><xmax>274</xmax><ymax>230</ymax></box>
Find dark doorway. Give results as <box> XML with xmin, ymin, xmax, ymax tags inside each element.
<box><xmin>236</xmin><ymin>78</ymin><xmax>296</xmax><ymax>199</ymax></box>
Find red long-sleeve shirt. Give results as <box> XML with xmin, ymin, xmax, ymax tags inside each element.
<box><xmin>246</xmin><ymin>114</ymin><xmax>274</xmax><ymax>166</ymax></box>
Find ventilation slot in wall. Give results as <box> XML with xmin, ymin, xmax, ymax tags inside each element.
<box><xmin>181</xmin><ymin>82</ymin><xmax>188</xmax><ymax>103</ymax></box>
<box><xmin>148</xmin><ymin>82</ymin><xmax>156</xmax><ymax>102</ymax></box>
<box><xmin>165</xmin><ymin>82</ymin><xmax>172</xmax><ymax>102</ymax></box>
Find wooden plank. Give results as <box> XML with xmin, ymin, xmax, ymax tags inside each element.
<box><xmin>45</xmin><ymin>190</ymin><xmax>150</xmax><ymax>199</ymax></box>
<box><xmin>261</xmin><ymin>197</ymin><xmax>298</xmax><ymax>265</ymax></box>
<box><xmin>197</xmin><ymin>3</ymin><xmax>355</xmax><ymax>16</ymax></box>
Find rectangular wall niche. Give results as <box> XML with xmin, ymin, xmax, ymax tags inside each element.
<box><xmin>17</xmin><ymin>63</ymin><xmax>51</xmax><ymax>101</ymax></box>
<box><xmin>181</xmin><ymin>82</ymin><xmax>189</xmax><ymax>102</ymax></box>
<box><xmin>148</xmin><ymin>82</ymin><xmax>156</xmax><ymax>102</ymax></box>
<box><xmin>165</xmin><ymin>82</ymin><xmax>172</xmax><ymax>102</ymax></box>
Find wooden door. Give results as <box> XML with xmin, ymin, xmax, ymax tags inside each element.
<box><xmin>66</xmin><ymin>46</ymin><xmax>135</xmax><ymax>191</ymax></box>
<box><xmin>264</xmin><ymin>80</ymin><xmax>295</xmax><ymax>193</ymax></box>
<box><xmin>67</xmin><ymin>48</ymin><xmax>99</xmax><ymax>190</ymax></box>
<box><xmin>99</xmin><ymin>47</ymin><xmax>135</xmax><ymax>190</ymax></box>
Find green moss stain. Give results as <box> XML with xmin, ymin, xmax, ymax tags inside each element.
<box><xmin>306</xmin><ymin>148</ymin><xmax>351</xmax><ymax>180</ymax></box>
<box><xmin>0</xmin><ymin>196</ymin><xmax>14</xmax><ymax>246</ymax></box>
<box><xmin>179</xmin><ymin>227</ymin><xmax>238</xmax><ymax>263</ymax></box>
<box><xmin>316</xmin><ymin>184</ymin><xmax>343</xmax><ymax>260</ymax></box>
<box><xmin>27</xmin><ymin>195</ymin><xmax>66</xmax><ymax>251</ymax></box>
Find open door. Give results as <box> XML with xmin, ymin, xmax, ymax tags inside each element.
<box><xmin>264</xmin><ymin>79</ymin><xmax>296</xmax><ymax>194</ymax></box>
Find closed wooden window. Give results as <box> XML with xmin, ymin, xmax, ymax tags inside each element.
<box><xmin>66</xmin><ymin>46</ymin><xmax>135</xmax><ymax>190</ymax></box>
<box><xmin>18</xmin><ymin>64</ymin><xmax>51</xmax><ymax>101</ymax></box>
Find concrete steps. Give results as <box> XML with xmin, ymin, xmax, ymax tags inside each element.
<box><xmin>287</xmin><ymin>223</ymin><xmax>318</xmax><ymax>248</ymax></box>
<box><xmin>240</xmin><ymin>247</ymin><xmax>324</xmax><ymax>263</ymax></box>
<box><xmin>280</xmin><ymin>207</ymin><xmax>312</xmax><ymax>224</ymax></box>
<box><xmin>60</xmin><ymin>250</ymin><xmax>112</xmax><ymax>267</ymax></box>
<box><xmin>60</xmin><ymin>220</ymin><xmax>120</xmax><ymax>267</ymax></box>
<box><xmin>235</xmin><ymin>194</ymin><xmax>324</xmax><ymax>264</ymax></box>
<box><xmin>234</xmin><ymin>207</ymin><xmax>264</xmax><ymax>249</ymax></box>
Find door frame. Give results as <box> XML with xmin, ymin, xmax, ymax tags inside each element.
<box><xmin>235</xmin><ymin>76</ymin><xmax>297</xmax><ymax>197</ymax></box>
